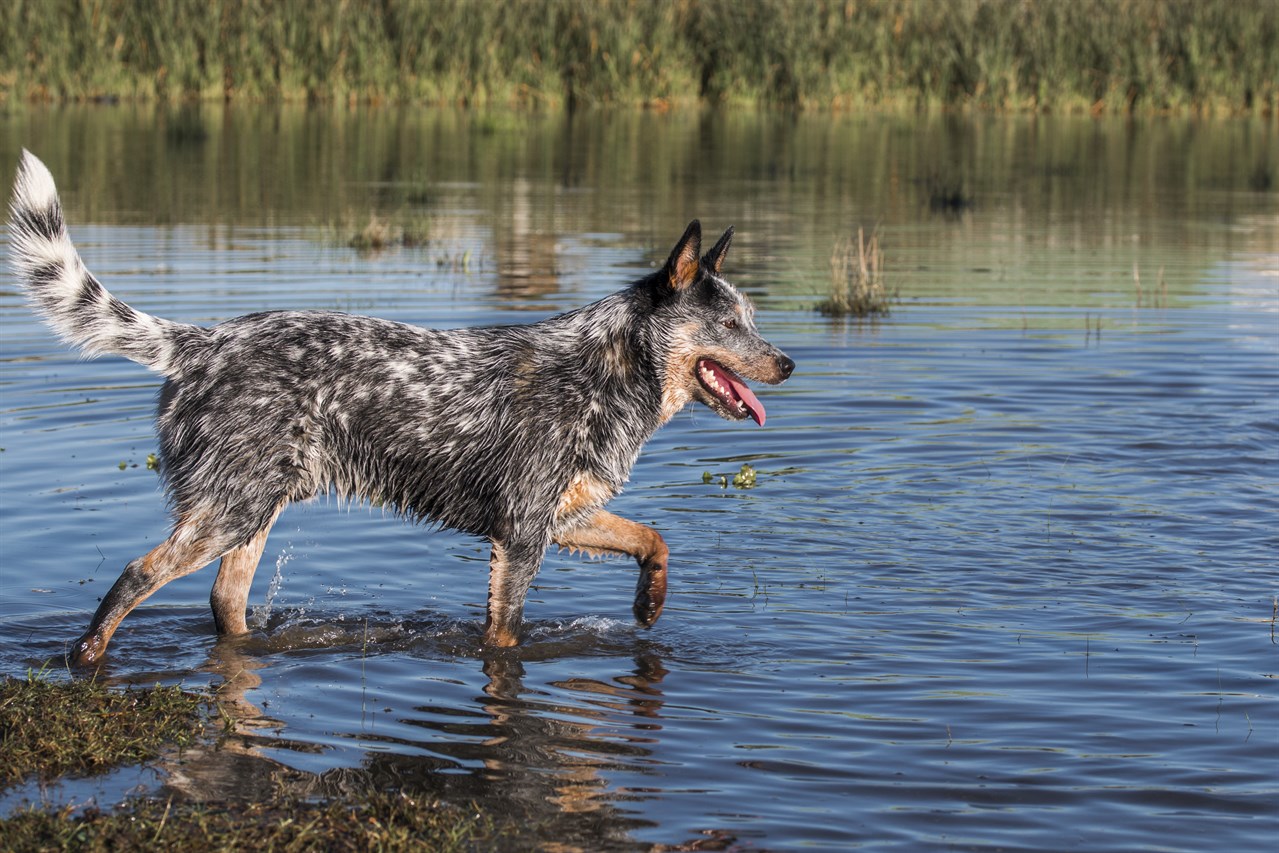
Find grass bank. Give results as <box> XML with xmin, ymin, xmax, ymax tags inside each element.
<box><xmin>3</xmin><ymin>794</ymin><xmax>498</xmax><ymax>852</ymax></box>
<box><xmin>1</xmin><ymin>0</ymin><xmax>1274</xmax><ymax>113</ymax></box>
<box><xmin>0</xmin><ymin>673</ymin><xmax>507</xmax><ymax>851</ymax></box>
<box><xmin>0</xmin><ymin>672</ymin><xmax>218</xmax><ymax>788</ymax></box>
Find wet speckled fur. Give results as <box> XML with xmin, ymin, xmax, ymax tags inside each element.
<box><xmin>7</xmin><ymin>150</ymin><xmax>794</xmax><ymax>663</ymax></box>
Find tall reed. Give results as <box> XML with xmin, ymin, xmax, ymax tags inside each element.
<box><xmin>2</xmin><ymin>0</ymin><xmax>1274</xmax><ymax>112</ymax></box>
<box><xmin>819</xmin><ymin>227</ymin><xmax>892</xmax><ymax>318</ymax></box>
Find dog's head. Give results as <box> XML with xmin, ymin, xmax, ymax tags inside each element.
<box><xmin>654</xmin><ymin>221</ymin><xmax>794</xmax><ymax>425</ymax></box>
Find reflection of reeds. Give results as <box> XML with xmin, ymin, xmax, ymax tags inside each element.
<box><xmin>1131</xmin><ymin>262</ymin><xmax>1169</xmax><ymax>308</ymax></box>
<box><xmin>926</xmin><ymin>176</ymin><xmax>974</xmax><ymax>215</ymax></box>
<box><xmin>818</xmin><ymin>227</ymin><xmax>892</xmax><ymax>318</ymax></box>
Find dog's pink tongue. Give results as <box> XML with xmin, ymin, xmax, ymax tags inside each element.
<box><xmin>726</xmin><ymin>373</ymin><xmax>766</xmax><ymax>426</ymax></box>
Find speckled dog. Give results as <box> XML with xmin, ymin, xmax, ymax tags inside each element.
<box><xmin>8</xmin><ymin>151</ymin><xmax>794</xmax><ymax>664</ymax></box>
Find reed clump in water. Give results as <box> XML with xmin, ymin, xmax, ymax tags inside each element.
<box><xmin>347</xmin><ymin>214</ymin><xmax>430</xmax><ymax>252</ymax></box>
<box><xmin>819</xmin><ymin>227</ymin><xmax>893</xmax><ymax>318</ymax></box>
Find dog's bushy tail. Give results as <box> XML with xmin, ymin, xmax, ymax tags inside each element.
<box><xmin>8</xmin><ymin>150</ymin><xmax>204</xmax><ymax>376</ymax></box>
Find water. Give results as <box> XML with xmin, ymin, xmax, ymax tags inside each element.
<box><xmin>1</xmin><ymin>107</ymin><xmax>1276</xmax><ymax>850</ymax></box>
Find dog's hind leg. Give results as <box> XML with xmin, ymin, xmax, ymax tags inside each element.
<box><xmin>210</xmin><ymin>522</ymin><xmax>275</xmax><ymax>636</ymax></box>
<box><xmin>70</xmin><ymin>521</ymin><xmax>232</xmax><ymax>666</ymax></box>
<box><xmin>483</xmin><ymin>539</ymin><xmax>546</xmax><ymax>648</ymax></box>
<box><xmin>553</xmin><ymin>511</ymin><xmax>669</xmax><ymax>628</ymax></box>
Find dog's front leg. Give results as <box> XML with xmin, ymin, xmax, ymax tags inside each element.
<box><xmin>483</xmin><ymin>539</ymin><xmax>545</xmax><ymax>647</ymax></box>
<box><xmin>553</xmin><ymin>510</ymin><xmax>669</xmax><ymax>628</ymax></box>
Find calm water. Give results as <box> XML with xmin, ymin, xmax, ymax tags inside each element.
<box><xmin>1</xmin><ymin>107</ymin><xmax>1276</xmax><ymax>850</ymax></box>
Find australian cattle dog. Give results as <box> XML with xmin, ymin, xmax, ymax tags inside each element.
<box><xmin>7</xmin><ymin>151</ymin><xmax>794</xmax><ymax>664</ymax></box>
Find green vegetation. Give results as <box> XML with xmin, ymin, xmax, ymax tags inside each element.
<box><xmin>117</xmin><ymin>453</ymin><xmax>161</xmax><ymax>471</ymax></box>
<box><xmin>703</xmin><ymin>464</ymin><xmax>760</xmax><ymax>489</ymax></box>
<box><xmin>0</xmin><ymin>671</ymin><xmax>216</xmax><ymax>789</ymax></box>
<box><xmin>2</xmin><ymin>793</ymin><xmax>497</xmax><ymax>852</ymax></box>
<box><xmin>346</xmin><ymin>212</ymin><xmax>431</xmax><ymax>252</ymax></box>
<box><xmin>0</xmin><ymin>672</ymin><xmax>505</xmax><ymax>851</ymax></box>
<box><xmin>2</xmin><ymin>0</ymin><xmax>1274</xmax><ymax>112</ymax></box>
<box><xmin>819</xmin><ymin>227</ymin><xmax>893</xmax><ymax>319</ymax></box>
<box><xmin>333</xmin><ymin>212</ymin><xmax>479</xmax><ymax>270</ymax></box>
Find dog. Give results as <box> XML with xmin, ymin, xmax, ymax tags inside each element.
<box><xmin>7</xmin><ymin>150</ymin><xmax>794</xmax><ymax>664</ymax></box>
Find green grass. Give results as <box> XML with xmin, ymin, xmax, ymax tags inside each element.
<box><xmin>1</xmin><ymin>0</ymin><xmax>1274</xmax><ymax>112</ymax></box>
<box><xmin>0</xmin><ymin>672</ymin><xmax>509</xmax><ymax>851</ymax></box>
<box><xmin>2</xmin><ymin>793</ymin><xmax>499</xmax><ymax>852</ymax></box>
<box><xmin>0</xmin><ymin>671</ymin><xmax>219</xmax><ymax>790</ymax></box>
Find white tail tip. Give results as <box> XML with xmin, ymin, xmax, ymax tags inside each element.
<box><xmin>13</xmin><ymin>149</ymin><xmax>59</xmax><ymax>212</ymax></box>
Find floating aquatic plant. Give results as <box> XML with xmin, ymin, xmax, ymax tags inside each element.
<box><xmin>703</xmin><ymin>464</ymin><xmax>759</xmax><ymax>489</ymax></box>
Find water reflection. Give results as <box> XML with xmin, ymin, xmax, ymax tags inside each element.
<box><xmin>493</xmin><ymin>177</ymin><xmax>565</xmax><ymax>300</ymax></box>
<box><xmin>158</xmin><ymin>641</ymin><xmax>291</xmax><ymax>804</ymax></box>
<box><xmin>173</xmin><ymin>636</ymin><xmax>684</xmax><ymax>849</ymax></box>
<box><xmin>2</xmin><ymin>105</ymin><xmax>1275</xmax><ymax>849</ymax></box>
<box><xmin>360</xmin><ymin>651</ymin><xmax>670</xmax><ymax>846</ymax></box>
<box><xmin>4</xmin><ymin>105</ymin><xmax>1272</xmax><ymax>311</ymax></box>
<box><xmin>476</xmin><ymin>653</ymin><xmax>668</xmax><ymax>816</ymax></box>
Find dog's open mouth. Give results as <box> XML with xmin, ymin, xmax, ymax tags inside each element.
<box><xmin>696</xmin><ymin>358</ymin><xmax>765</xmax><ymax>426</ymax></box>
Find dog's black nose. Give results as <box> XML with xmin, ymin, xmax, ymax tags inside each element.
<box><xmin>777</xmin><ymin>354</ymin><xmax>795</xmax><ymax>380</ymax></box>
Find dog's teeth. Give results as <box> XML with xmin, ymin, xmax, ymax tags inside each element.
<box><xmin>700</xmin><ymin>363</ymin><xmax>740</xmax><ymax>405</ymax></box>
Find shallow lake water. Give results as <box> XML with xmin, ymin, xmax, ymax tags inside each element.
<box><xmin>1</xmin><ymin>107</ymin><xmax>1276</xmax><ymax>850</ymax></box>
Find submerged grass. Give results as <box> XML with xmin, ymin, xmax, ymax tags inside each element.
<box><xmin>0</xmin><ymin>672</ymin><xmax>217</xmax><ymax>790</ymax></box>
<box><xmin>1</xmin><ymin>0</ymin><xmax>1274</xmax><ymax>112</ymax></box>
<box><xmin>819</xmin><ymin>227</ymin><xmax>893</xmax><ymax>318</ymax></box>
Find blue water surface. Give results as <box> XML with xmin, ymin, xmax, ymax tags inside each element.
<box><xmin>1</xmin><ymin>108</ymin><xmax>1276</xmax><ymax>851</ymax></box>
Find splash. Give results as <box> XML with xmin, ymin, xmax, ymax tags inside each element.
<box><xmin>528</xmin><ymin>615</ymin><xmax>629</xmax><ymax>640</ymax></box>
<box><xmin>248</xmin><ymin>546</ymin><xmax>292</xmax><ymax>630</ymax></box>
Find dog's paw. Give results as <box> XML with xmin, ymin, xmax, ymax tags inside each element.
<box><xmin>68</xmin><ymin>634</ymin><xmax>105</xmax><ymax>667</ymax></box>
<box><xmin>633</xmin><ymin>561</ymin><xmax>667</xmax><ymax>627</ymax></box>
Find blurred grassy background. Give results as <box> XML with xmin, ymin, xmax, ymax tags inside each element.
<box><xmin>2</xmin><ymin>0</ymin><xmax>1275</xmax><ymax>112</ymax></box>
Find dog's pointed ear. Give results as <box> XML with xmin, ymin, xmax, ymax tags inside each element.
<box><xmin>664</xmin><ymin>220</ymin><xmax>702</xmax><ymax>291</ymax></box>
<box><xmin>701</xmin><ymin>226</ymin><xmax>734</xmax><ymax>275</ymax></box>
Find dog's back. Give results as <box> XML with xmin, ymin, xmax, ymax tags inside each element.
<box><xmin>156</xmin><ymin>295</ymin><xmax>665</xmax><ymax>546</ymax></box>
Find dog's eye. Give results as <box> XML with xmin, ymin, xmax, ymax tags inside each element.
<box><xmin>722</xmin><ymin>319</ymin><xmax>738</xmax><ymax>330</ymax></box>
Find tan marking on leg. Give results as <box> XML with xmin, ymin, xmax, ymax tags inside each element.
<box><xmin>483</xmin><ymin>540</ymin><xmax>543</xmax><ymax>648</ymax></box>
<box><xmin>71</xmin><ymin>524</ymin><xmax>224</xmax><ymax>666</ymax></box>
<box><xmin>554</xmin><ymin>510</ymin><xmax>669</xmax><ymax>627</ymax></box>
<box><xmin>554</xmin><ymin>471</ymin><xmax>615</xmax><ymax>521</ymax></box>
<box><xmin>210</xmin><ymin>524</ymin><xmax>274</xmax><ymax>636</ymax></box>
